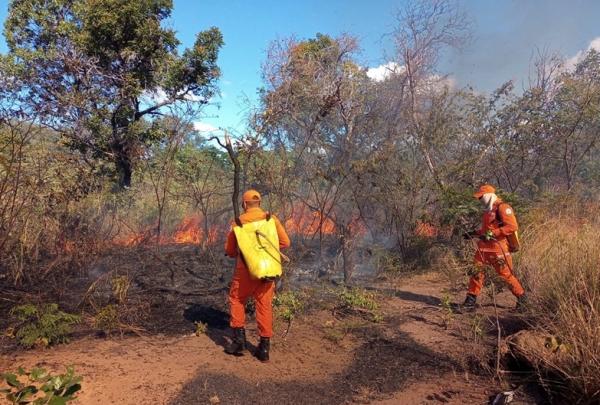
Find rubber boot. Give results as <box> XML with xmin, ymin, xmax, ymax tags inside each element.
<box><xmin>256</xmin><ymin>337</ymin><xmax>270</xmax><ymax>362</ymax></box>
<box><xmin>463</xmin><ymin>293</ymin><xmax>477</xmax><ymax>309</ymax></box>
<box><xmin>225</xmin><ymin>327</ymin><xmax>246</xmax><ymax>356</ymax></box>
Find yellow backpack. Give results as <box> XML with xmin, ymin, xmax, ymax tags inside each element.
<box><xmin>233</xmin><ymin>214</ymin><xmax>282</xmax><ymax>280</ymax></box>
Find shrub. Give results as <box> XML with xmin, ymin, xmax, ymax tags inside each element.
<box><xmin>518</xmin><ymin>203</ymin><xmax>600</xmax><ymax>402</ymax></box>
<box><xmin>337</xmin><ymin>287</ymin><xmax>378</xmax><ymax>311</ymax></box>
<box><xmin>371</xmin><ymin>247</ymin><xmax>404</xmax><ymax>276</ymax></box>
<box><xmin>273</xmin><ymin>291</ymin><xmax>305</xmax><ymax>322</ymax></box>
<box><xmin>93</xmin><ymin>304</ymin><xmax>119</xmax><ymax>334</ymax></box>
<box><xmin>0</xmin><ymin>366</ymin><xmax>82</xmax><ymax>404</ymax></box>
<box><xmin>10</xmin><ymin>304</ymin><xmax>80</xmax><ymax>348</ymax></box>
<box><xmin>194</xmin><ymin>321</ymin><xmax>208</xmax><ymax>336</ymax></box>
<box><xmin>334</xmin><ymin>287</ymin><xmax>382</xmax><ymax>323</ymax></box>
<box><xmin>111</xmin><ymin>275</ymin><xmax>131</xmax><ymax>304</ymax></box>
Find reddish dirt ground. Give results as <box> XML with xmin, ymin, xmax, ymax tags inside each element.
<box><xmin>1</xmin><ymin>271</ymin><xmax>541</xmax><ymax>405</ymax></box>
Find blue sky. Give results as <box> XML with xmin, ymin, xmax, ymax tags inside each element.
<box><xmin>1</xmin><ymin>0</ymin><xmax>600</xmax><ymax>135</ymax></box>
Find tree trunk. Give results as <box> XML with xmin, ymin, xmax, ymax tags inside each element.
<box><xmin>113</xmin><ymin>141</ymin><xmax>133</xmax><ymax>189</ymax></box>
<box><xmin>117</xmin><ymin>158</ymin><xmax>133</xmax><ymax>189</ymax></box>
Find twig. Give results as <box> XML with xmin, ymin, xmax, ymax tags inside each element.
<box><xmin>208</xmin><ymin>131</ymin><xmax>240</xmax><ymax>218</ymax></box>
<box><xmin>491</xmin><ymin>283</ymin><xmax>503</xmax><ymax>380</ymax></box>
<box><xmin>282</xmin><ymin>317</ymin><xmax>293</xmax><ymax>338</ymax></box>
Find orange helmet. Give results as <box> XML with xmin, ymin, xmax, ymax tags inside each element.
<box><xmin>473</xmin><ymin>184</ymin><xmax>495</xmax><ymax>199</ymax></box>
<box><xmin>242</xmin><ymin>189</ymin><xmax>261</xmax><ymax>202</ymax></box>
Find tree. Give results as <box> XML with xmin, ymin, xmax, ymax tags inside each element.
<box><xmin>257</xmin><ymin>33</ymin><xmax>383</xmax><ymax>283</ymax></box>
<box><xmin>174</xmin><ymin>140</ymin><xmax>231</xmax><ymax>250</ymax></box>
<box><xmin>389</xmin><ymin>0</ymin><xmax>470</xmax><ymax>191</ymax></box>
<box><xmin>2</xmin><ymin>0</ymin><xmax>223</xmax><ymax>188</ymax></box>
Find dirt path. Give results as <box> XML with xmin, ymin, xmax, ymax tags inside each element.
<box><xmin>1</xmin><ymin>272</ymin><xmax>536</xmax><ymax>404</ymax></box>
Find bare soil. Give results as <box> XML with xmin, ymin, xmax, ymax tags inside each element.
<box><xmin>0</xmin><ymin>247</ymin><xmax>546</xmax><ymax>404</ymax></box>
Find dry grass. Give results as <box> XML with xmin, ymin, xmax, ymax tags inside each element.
<box><xmin>517</xmin><ymin>200</ymin><xmax>600</xmax><ymax>402</ymax></box>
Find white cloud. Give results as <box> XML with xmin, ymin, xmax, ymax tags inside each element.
<box><xmin>193</xmin><ymin>121</ymin><xmax>218</xmax><ymax>134</ymax></box>
<box><xmin>184</xmin><ymin>92</ymin><xmax>205</xmax><ymax>102</ymax></box>
<box><xmin>141</xmin><ymin>88</ymin><xmax>206</xmax><ymax>105</ymax></box>
<box><xmin>142</xmin><ymin>88</ymin><xmax>168</xmax><ymax>104</ymax></box>
<box><xmin>565</xmin><ymin>37</ymin><xmax>600</xmax><ymax>70</ymax></box>
<box><xmin>366</xmin><ymin>62</ymin><xmax>405</xmax><ymax>82</ymax></box>
<box><xmin>365</xmin><ymin>62</ymin><xmax>455</xmax><ymax>91</ymax></box>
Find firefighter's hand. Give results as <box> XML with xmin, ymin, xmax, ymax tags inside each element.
<box><xmin>479</xmin><ymin>230</ymin><xmax>494</xmax><ymax>241</ymax></box>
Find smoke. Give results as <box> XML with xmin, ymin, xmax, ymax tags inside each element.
<box><xmin>446</xmin><ymin>0</ymin><xmax>600</xmax><ymax>92</ymax></box>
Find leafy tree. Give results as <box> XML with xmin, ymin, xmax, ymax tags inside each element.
<box><xmin>2</xmin><ymin>0</ymin><xmax>223</xmax><ymax>188</ymax></box>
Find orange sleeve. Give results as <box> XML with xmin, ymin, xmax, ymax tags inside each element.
<box><xmin>493</xmin><ymin>204</ymin><xmax>518</xmax><ymax>237</ymax></box>
<box><xmin>225</xmin><ymin>225</ymin><xmax>238</xmax><ymax>257</ymax></box>
<box><xmin>273</xmin><ymin>215</ymin><xmax>291</xmax><ymax>249</ymax></box>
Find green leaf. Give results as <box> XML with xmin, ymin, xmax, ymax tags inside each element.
<box><xmin>29</xmin><ymin>368</ymin><xmax>48</xmax><ymax>382</ymax></box>
<box><xmin>15</xmin><ymin>384</ymin><xmax>37</xmax><ymax>403</ymax></box>
<box><xmin>48</xmin><ymin>396</ymin><xmax>67</xmax><ymax>405</ymax></box>
<box><xmin>63</xmin><ymin>383</ymin><xmax>81</xmax><ymax>397</ymax></box>
<box><xmin>3</xmin><ymin>373</ymin><xmax>22</xmax><ymax>388</ymax></box>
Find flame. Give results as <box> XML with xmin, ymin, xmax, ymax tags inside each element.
<box><xmin>114</xmin><ymin>214</ymin><xmax>220</xmax><ymax>247</ymax></box>
<box><xmin>282</xmin><ymin>203</ymin><xmax>371</xmax><ymax>238</ymax></box>
<box><xmin>414</xmin><ymin>220</ymin><xmax>438</xmax><ymax>238</ymax></box>
<box><xmin>284</xmin><ymin>204</ymin><xmax>336</xmax><ymax>236</ymax></box>
<box><xmin>114</xmin><ymin>205</ymin><xmax>369</xmax><ymax>248</ymax></box>
<box><xmin>173</xmin><ymin>215</ymin><xmax>202</xmax><ymax>244</ymax></box>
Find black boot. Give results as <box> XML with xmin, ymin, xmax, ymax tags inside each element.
<box><xmin>256</xmin><ymin>337</ymin><xmax>270</xmax><ymax>362</ymax></box>
<box><xmin>463</xmin><ymin>293</ymin><xmax>477</xmax><ymax>309</ymax></box>
<box><xmin>225</xmin><ymin>327</ymin><xmax>246</xmax><ymax>356</ymax></box>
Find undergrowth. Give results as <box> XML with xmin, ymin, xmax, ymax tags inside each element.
<box><xmin>9</xmin><ymin>304</ymin><xmax>80</xmax><ymax>348</ymax></box>
<box><xmin>0</xmin><ymin>366</ymin><xmax>82</xmax><ymax>404</ymax></box>
<box><xmin>517</xmin><ymin>200</ymin><xmax>600</xmax><ymax>402</ymax></box>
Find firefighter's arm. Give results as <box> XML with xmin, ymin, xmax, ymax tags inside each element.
<box><xmin>493</xmin><ymin>205</ymin><xmax>518</xmax><ymax>238</ymax></box>
<box><xmin>225</xmin><ymin>226</ymin><xmax>238</xmax><ymax>257</ymax></box>
<box><xmin>273</xmin><ymin>215</ymin><xmax>291</xmax><ymax>249</ymax></box>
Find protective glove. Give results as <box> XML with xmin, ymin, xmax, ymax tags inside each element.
<box><xmin>479</xmin><ymin>230</ymin><xmax>494</xmax><ymax>241</ymax></box>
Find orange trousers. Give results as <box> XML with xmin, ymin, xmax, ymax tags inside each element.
<box><xmin>228</xmin><ymin>266</ymin><xmax>275</xmax><ymax>338</ymax></box>
<box><xmin>468</xmin><ymin>250</ymin><xmax>524</xmax><ymax>297</ymax></box>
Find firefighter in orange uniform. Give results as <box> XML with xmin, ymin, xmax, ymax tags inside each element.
<box><xmin>463</xmin><ymin>184</ymin><xmax>526</xmax><ymax>309</ymax></box>
<box><xmin>224</xmin><ymin>189</ymin><xmax>290</xmax><ymax>362</ymax></box>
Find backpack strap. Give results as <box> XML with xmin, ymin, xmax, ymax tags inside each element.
<box><xmin>234</xmin><ymin>217</ymin><xmax>242</xmax><ymax>227</ymax></box>
<box><xmin>495</xmin><ymin>203</ymin><xmax>510</xmax><ymax>226</ymax></box>
<box><xmin>266</xmin><ymin>212</ymin><xmax>271</xmax><ymax>221</ymax></box>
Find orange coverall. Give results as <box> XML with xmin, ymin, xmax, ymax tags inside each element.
<box><xmin>225</xmin><ymin>207</ymin><xmax>291</xmax><ymax>338</ymax></box>
<box><xmin>468</xmin><ymin>200</ymin><xmax>525</xmax><ymax>297</ymax></box>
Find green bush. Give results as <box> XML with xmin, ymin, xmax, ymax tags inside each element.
<box><xmin>10</xmin><ymin>304</ymin><xmax>80</xmax><ymax>348</ymax></box>
<box><xmin>334</xmin><ymin>287</ymin><xmax>382</xmax><ymax>323</ymax></box>
<box><xmin>337</xmin><ymin>287</ymin><xmax>378</xmax><ymax>311</ymax></box>
<box><xmin>273</xmin><ymin>291</ymin><xmax>305</xmax><ymax>322</ymax></box>
<box><xmin>0</xmin><ymin>366</ymin><xmax>82</xmax><ymax>404</ymax></box>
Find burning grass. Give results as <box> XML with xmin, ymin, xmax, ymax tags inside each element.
<box><xmin>517</xmin><ymin>201</ymin><xmax>600</xmax><ymax>402</ymax></box>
